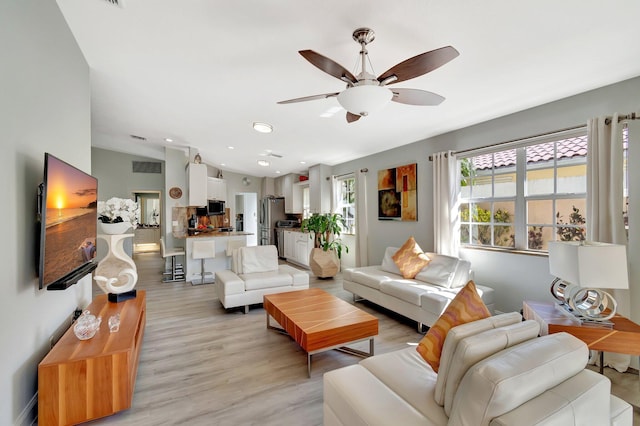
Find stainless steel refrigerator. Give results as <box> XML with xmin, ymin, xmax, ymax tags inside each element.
<box><xmin>259</xmin><ymin>197</ymin><xmax>286</xmax><ymax>246</ymax></box>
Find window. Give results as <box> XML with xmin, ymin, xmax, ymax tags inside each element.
<box><xmin>302</xmin><ymin>186</ymin><xmax>310</xmax><ymax>219</ymax></box>
<box><xmin>459</xmin><ymin>129</ymin><xmax>587</xmax><ymax>251</ymax></box>
<box><xmin>336</xmin><ymin>176</ymin><xmax>356</xmax><ymax>234</ymax></box>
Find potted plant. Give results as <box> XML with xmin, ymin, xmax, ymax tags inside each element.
<box><xmin>300</xmin><ymin>213</ymin><xmax>349</xmax><ymax>278</ymax></box>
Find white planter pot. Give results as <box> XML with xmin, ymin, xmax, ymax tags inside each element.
<box><xmin>99</xmin><ymin>221</ymin><xmax>132</xmax><ymax>235</ymax></box>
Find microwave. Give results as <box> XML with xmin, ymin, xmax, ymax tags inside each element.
<box><xmin>208</xmin><ymin>199</ymin><xmax>225</xmax><ymax>215</ymax></box>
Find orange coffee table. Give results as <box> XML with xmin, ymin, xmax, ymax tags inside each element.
<box><xmin>264</xmin><ymin>288</ymin><xmax>379</xmax><ymax>377</ymax></box>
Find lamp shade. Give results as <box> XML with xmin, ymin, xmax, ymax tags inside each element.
<box><xmin>548</xmin><ymin>241</ymin><xmax>629</xmax><ymax>290</ymax></box>
<box><xmin>337</xmin><ymin>85</ymin><xmax>392</xmax><ymax>116</ymax></box>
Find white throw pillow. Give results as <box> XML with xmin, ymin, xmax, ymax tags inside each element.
<box><xmin>240</xmin><ymin>245</ymin><xmax>278</xmax><ymax>274</ymax></box>
<box><xmin>414</xmin><ymin>253</ymin><xmax>460</xmax><ymax>288</ymax></box>
<box><xmin>380</xmin><ymin>247</ymin><xmax>402</xmax><ymax>275</ymax></box>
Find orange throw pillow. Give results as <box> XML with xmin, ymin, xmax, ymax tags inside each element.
<box><xmin>416</xmin><ymin>280</ymin><xmax>491</xmax><ymax>372</ymax></box>
<box><xmin>392</xmin><ymin>236</ymin><xmax>431</xmax><ymax>279</ymax></box>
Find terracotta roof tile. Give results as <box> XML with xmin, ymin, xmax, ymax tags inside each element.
<box><xmin>471</xmin><ymin>135</ymin><xmax>587</xmax><ymax>170</ymax></box>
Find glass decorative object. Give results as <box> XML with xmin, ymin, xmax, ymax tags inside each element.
<box><xmin>73</xmin><ymin>310</ymin><xmax>102</xmax><ymax>340</ymax></box>
<box><xmin>108</xmin><ymin>314</ymin><xmax>121</xmax><ymax>333</ymax></box>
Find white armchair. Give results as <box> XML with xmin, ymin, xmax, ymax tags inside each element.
<box><xmin>215</xmin><ymin>245</ymin><xmax>309</xmax><ymax>313</ymax></box>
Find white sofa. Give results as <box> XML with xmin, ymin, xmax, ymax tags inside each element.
<box><xmin>343</xmin><ymin>247</ymin><xmax>495</xmax><ymax>331</ymax></box>
<box><xmin>215</xmin><ymin>245</ymin><xmax>309</xmax><ymax>313</ymax></box>
<box><xmin>324</xmin><ymin>312</ymin><xmax>632</xmax><ymax>426</ymax></box>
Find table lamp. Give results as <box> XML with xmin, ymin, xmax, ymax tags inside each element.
<box><xmin>548</xmin><ymin>241</ymin><xmax>629</xmax><ymax>322</ymax></box>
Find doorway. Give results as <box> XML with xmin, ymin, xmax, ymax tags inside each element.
<box><xmin>236</xmin><ymin>192</ymin><xmax>258</xmax><ymax>246</ymax></box>
<box><xmin>133</xmin><ymin>190</ymin><xmax>162</xmax><ymax>253</ymax></box>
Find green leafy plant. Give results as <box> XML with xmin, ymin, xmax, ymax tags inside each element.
<box><xmin>556</xmin><ymin>206</ymin><xmax>586</xmax><ymax>241</ymax></box>
<box><xmin>460</xmin><ymin>205</ymin><xmax>514</xmax><ymax>247</ymax></box>
<box><xmin>460</xmin><ymin>157</ymin><xmax>475</xmax><ymax>186</ymax></box>
<box><xmin>528</xmin><ymin>226</ymin><xmax>544</xmax><ymax>250</ymax></box>
<box><xmin>300</xmin><ymin>213</ymin><xmax>349</xmax><ymax>259</ymax></box>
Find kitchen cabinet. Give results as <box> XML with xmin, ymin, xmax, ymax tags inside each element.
<box><xmin>274</xmin><ymin>176</ymin><xmax>283</xmax><ymax>197</ymax></box>
<box><xmin>262</xmin><ymin>177</ymin><xmax>275</xmax><ymax>197</ymax></box>
<box><xmin>309</xmin><ymin>164</ymin><xmax>332</xmax><ymax>214</ymax></box>
<box><xmin>283</xmin><ymin>230</ymin><xmax>313</xmax><ymax>267</ymax></box>
<box><xmin>295</xmin><ymin>232</ymin><xmax>313</xmax><ymax>267</ymax></box>
<box><xmin>282</xmin><ymin>174</ymin><xmax>303</xmax><ymax>213</ymax></box>
<box><xmin>207</xmin><ymin>177</ymin><xmax>227</xmax><ymax>201</ymax></box>
<box><xmin>188</xmin><ymin>163</ymin><xmax>207</xmax><ymax>207</ymax></box>
<box><xmin>284</xmin><ymin>230</ymin><xmax>296</xmax><ymax>260</ymax></box>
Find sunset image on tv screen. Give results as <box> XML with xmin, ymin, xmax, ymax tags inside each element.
<box><xmin>42</xmin><ymin>155</ymin><xmax>98</xmax><ymax>286</ymax></box>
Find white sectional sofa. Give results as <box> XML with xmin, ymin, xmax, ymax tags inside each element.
<box><xmin>324</xmin><ymin>313</ymin><xmax>632</xmax><ymax>426</ymax></box>
<box><xmin>215</xmin><ymin>245</ymin><xmax>309</xmax><ymax>313</ymax></box>
<box><xmin>343</xmin><ymin>247</ymin><xmax>495</xmax><ymax>331</ymax></box>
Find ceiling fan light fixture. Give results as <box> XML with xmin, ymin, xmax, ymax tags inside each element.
<box><xmin>337</xmin><ymin>85</ymin><xmax>393</xmax><ymax>117</ymax></box>
<box><xmin>253</xmin><ymin>122</ymin><xmax>273</xmax><ymax>133</ymax></box>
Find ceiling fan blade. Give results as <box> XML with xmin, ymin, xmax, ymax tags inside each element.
<box><xmin>299</xmin><ymin>50</ymin><xmax>357</xmax><ymax>84</ymax></box>
<box><xmin>391</xmin><ymin>88</ymin><xmax>445</xmax><ymax>106</ymax></box>
<box><xmin>377</xmin><ymin>46</ymin><xmax>459</xmax><ymax>85</ymax></box>
<box><xmin>346</xmin><ymin>112</ymin><xmax>361</xmax><ymax>123</ymax></box>
<box><xmin>277</xmin><ymin>92</ymin><xmax>339</xmax><ymax>104</ymax></box>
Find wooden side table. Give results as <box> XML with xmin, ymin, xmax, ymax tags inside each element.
<box><xmin>523</xmin><ymin>300</ymin><xmax>640</xmax><ymax>374</ymax></box>
<box><xmin>38</xmin><ymin>291</ymin><xmax>146</xmax><ymax>425</ymax></box>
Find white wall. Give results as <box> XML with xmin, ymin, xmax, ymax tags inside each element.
<box><xmin>164</xmin><ymin>147</ymin><xmax>189</xmax><ymax>249</ymax></box>
<box><xmin>0</xmin><ymin>1</ymin><xmax>92</xmax><ymax>424</ymax></box>
<box><xmin>333</xmin><ymin>76</ymin><xmax>640</xmax><ymax>315</ymax></box>
<box><xmin>92</xmin><ymin>147</ymin><xmax>165</xmax><ymax>200</ymax></box>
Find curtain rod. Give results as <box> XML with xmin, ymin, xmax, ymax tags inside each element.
<box><xmin>605</xmin><ymin>112</ymin><xmax>638</xmax><ymax>125</ymax></box>
<box><xmin>428</xmin><ymin>124</ymin><xmax>585</xmax><ymax>161</ymax></box>
<box><xmin>328</xmin><ymin>171</ymin><xmax>358</xmax><ymax>181</ymax></box>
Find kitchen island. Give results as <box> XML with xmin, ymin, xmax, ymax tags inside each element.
<box><xmin>177</xmin><ymin>231</ymin><xmax>252</xmax><ymax>284</ymax></box>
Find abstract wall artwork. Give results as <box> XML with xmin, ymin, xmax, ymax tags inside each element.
<box><xmin>377</xmin><ymin>163</ymin><xmax>417</xmax><ymax>221</ymax></box>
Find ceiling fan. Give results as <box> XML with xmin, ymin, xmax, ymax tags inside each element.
<box><xmin>259</xmin><ymin>149</ymin><xmax>283</xmax><ymax>158</ymax></box>
<box><xmin>278</xmin><ymin>28</ymin><xmax>459</xmax><ymax>123</ymax></box>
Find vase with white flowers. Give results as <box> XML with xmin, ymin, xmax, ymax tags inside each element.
<box><xmin>97</xmin><ymin>197</ymin><xmax>139</xmax><ymax>234</ymax></box>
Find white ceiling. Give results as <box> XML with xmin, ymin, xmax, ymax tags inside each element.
<box><xmin>56</xmin><ymin>0</ymin><xmax>640</xmax><ymax>177</ymax></box>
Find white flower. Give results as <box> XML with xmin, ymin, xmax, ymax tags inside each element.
<box><xmin>97</xmin><ymin>197</ymin><xmax>139</xmax><ymax>227</ymax></box>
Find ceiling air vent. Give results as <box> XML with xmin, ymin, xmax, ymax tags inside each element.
<box><xmin>132</xmin><ymin>161</ymin><xmax>162</xmax><ymax>174</ymax></box>
<box><xmin>130</xmin><ymin>134</ymin><xmax>147</xmax><ymax>141</ymax></box>
<box><xmin>101</xmin><ymin>0</ymin><xmax>125</xmax><ymax>8</ymax></box>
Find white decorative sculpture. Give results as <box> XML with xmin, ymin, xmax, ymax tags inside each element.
<box><xmin>94</xmin><ymin>233</ymin><xmax>138</xmax><ymax>301</ymax></box>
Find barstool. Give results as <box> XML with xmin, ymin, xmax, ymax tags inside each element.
<box><xmin>226</xmin><ymin>239</ymin><xmax>247</xmax><ymax>256</ymax></box>
<box><xmin>192</xmin><ymin>240</ymin><xmax>216</xmax><ymax>285</ymax></box>
<box><xmin>160</xmin><ymin>237</ymin><xmax>185</xmax><ymax>282</ymax></box>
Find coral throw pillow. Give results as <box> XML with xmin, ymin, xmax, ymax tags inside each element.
<box><xmin>416</xmin><ymin>280</ymin><xmax>491</xmax><ymax>372</ymax></box>
<box><xmin>392</xmin><ymin>236</ymin><xmax>431</xmax><ymax>279</ymax></box>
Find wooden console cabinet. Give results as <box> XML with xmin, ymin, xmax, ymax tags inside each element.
<box><xmin>38</xmin><ymin>291</ymin><xmax>146</xmax><ymax>425</ymax></box>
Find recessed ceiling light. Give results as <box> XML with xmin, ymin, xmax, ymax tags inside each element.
<box><xmin>220</xmin><ymin>163</ymin><xmax>226</xmax><ymax>166</ymax></box>
<box><xmin>257</xmin><ymin>160</ymin><xmax>270</xmax><ymax>167</ymax></box>
<box><xmin>275</xmin><ymin>170</ymin><xmax>281</xmax><ymax>174</ymax></box>
<box><xmin>164</xmin><ymin>138</ymin><xmax>174</xmax><ymax>143</ymax></box>
<box><xmin>300</xmin><ymin>161</ymin><xmax>306</xmax><ymax>164</ymax></box>
<box><xmin>253</xmin><ymin>122</ymin><xmax>273</xmax><ymax>133</ymax></box>
<box><xmin>227</xmin><ymin>146</ymin><xmax>234</xmax><ymax>150</ymax></box>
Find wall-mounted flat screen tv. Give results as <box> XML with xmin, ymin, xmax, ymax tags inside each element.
<box><xmin>38</xmin><ymin>153</ymin><xmax>98</xmax><ymax>290</ymax></box>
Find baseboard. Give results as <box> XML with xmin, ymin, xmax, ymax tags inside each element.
<box><xmin>15</xmin><ymin>391</ymin><xmax>37</xmax><ymax>426</ymax></box>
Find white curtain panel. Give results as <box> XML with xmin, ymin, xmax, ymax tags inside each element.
<box><xmin>433</xmin><ymin>151</ymin><xmax>460</xmax><ymax>256</ymax></box>
<box><xmin>586</xmin><ymin>113</ymin><xmax>630</xmax><ymax>372</ymax></box>
<box><xmin>587</xmin><ymin>114</ymin><xmax>626</xmax><ymax>243</ymax></box>
<box><xmin>355</xmin><ymin>170</ymin><xmax>368</xmax><ymax>267</ymax></box>
<box><xmin>330</xmin><ymin>175</ymin><xmax>340</xmax><ymax>213</ymax></box>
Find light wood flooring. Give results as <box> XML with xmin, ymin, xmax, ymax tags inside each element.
<box><xmin>84</xmin><ymin>252</ymin><xmax>640</xmax><ymax>426</ymax></box>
